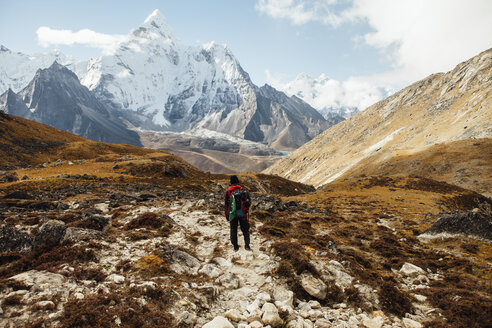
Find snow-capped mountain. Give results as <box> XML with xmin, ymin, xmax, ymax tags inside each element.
<box><xmin>0</xmin><ymin>62</ymin><xmax>141</xmax><ymax>146</ymax></box>
<box><xmin>0</xmin><ymin>45</ymin><xmax>86</xmax><ymax>93</ymax></box>
<box><xmin>81</xmin><ymin>10</ymin><xmax>335</xmax><ymax>149</ymax></box>
<box><xmin>0</xmin><ymin>10</ymin><xmax>340</xmax><ymax>151</ymax></box>
<box><xmin>269</xmin><ymin>72</ymin><xmax>393</xmax><ymax>119</ymax></box>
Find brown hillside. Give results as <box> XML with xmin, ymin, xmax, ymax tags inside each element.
<box><xmin>265</xmin><ymin>48</ymin><xmax>492</xmax><ymax>194</ymax></box>
<box><xmin>342</xmin><ymin>138</ymin><xmax>492</xmax><ymax>197</ymax></box>
<box><xmin>0</xmin><ymin>112</ymin><xmax>199</xmax><ymax>175</ymax></box>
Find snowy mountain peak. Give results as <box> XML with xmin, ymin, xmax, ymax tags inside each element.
<box><xmin>0</xmin><ymin>45</ymin><xmax>10</xmax><ymax>52</ymax></box>
<box><xmin>141</xmin><ymin>9</ymin><xmax>174</xmax><ymax>39</ymax></box>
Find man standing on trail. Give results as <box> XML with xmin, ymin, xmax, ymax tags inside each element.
<box><xmin>225</xmin><ymin>175</ymin><xmax>251</xmax><ymax>251</ymax></box>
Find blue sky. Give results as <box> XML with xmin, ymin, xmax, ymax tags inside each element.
<box><xmin>0</xmin><ymin>0</ymin><xmax>389</xmax><ymax>84</ymax></box>
<box><xmin>1</xmin><ymin>0</ymin><xmax>491</xmax><ymax>111</ymax></box>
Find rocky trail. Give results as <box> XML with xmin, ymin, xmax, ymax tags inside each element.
<box><xmin>1</xmin><ymin>169</ymin><xmax>490</xmax><ymax>327</ymax></box>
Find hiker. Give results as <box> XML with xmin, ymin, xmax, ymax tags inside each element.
<box><xmin>224</xmin><ymin>175</ymin><xmax>251</xmax><ymax>251</ymax></box>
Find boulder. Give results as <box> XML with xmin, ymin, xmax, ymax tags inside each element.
<box><xmin>0</xmin><ymin>225</ymin><xmax>32</xmax><ymax>253</ymax></box>
<box><xmin>3</xmin><ymin>190</ymin><xmax>33</xmax><ymax>199</ymax></box>
<box><xmin>273</xmin><ymin>285</ymin><xmax>294</xmax><ymax>308</ymax></box>
<box><xmin>199</xmin><ymin>263</ymin><xmax>222</xmax><ymax>278</ymax></box>
<box><xmin>250</xmin><ymin>321</ymin><xmax>263</xmax><ymax>328</ymax></box>
<box><xmin>0</xmin><ymin>174</ymin><xmax>19</xmax><ymax>183</ymax></box>
<box><xmin>170</xmin><ymin>249</ymin><xmax>201</xmax><ymax>275</ymax></box>
<box><xmin>261</xmin><ymin>302</ymin><xmax>283</xmax><ymax>327</ymax></box>
<box><xmin>300</xmin><ymin>272</ymin><xmax>327</xmax><ymax>299</ymax></box>
<box><xmin>107</xmin><ymin>274</ymin><xmax>125</xmax><ymax>284</ymax></box>
<box><xmin>61</xmin><ymin>227</ymin><xmax>103</xmax><ymax>244</ymax></box>
<box><xmin>9</xmin><ymin>270</ymin><xmax>66</xmax><ymax>288</ymax></box>
<box><xmin>178</xmin><ymin>310</ymin><xmax>197</xmax><ymax>325</ymax></box>
<box><xmin>225</xmin><ymin>309</ymin><xmax>242</xmax><ymax>322</ymax></box>
<box><xmin>363</xmin><ymin>316</ymin><xmax>384</xmax><ymax>328</ymax></box>
<box><xmin>215</xmin><ymin>273</ymin><xmax>240</xmax><ymax>289</ymax></box>
<box><xmin>202</xmin><ymin>316</ymin><xmax>234</xmax><ymax>328</ymax></box>
<box><xmin>33</xmin><ymin>220</ymin><xmax>66</xmax><ymax>247</ymax></box>
<box><xmin>402</xmin><ymin>318</ymin><xmax>422</xmax><ymax>328</ymax></box>
<box><xmin>422</xmin><ymin>209</ymin><xmax>492</xmax><ymax>240</ymax></box>
<box><xmin>400</xmin><ymin>263</ymin><xmax>426</xmax><ymax>278</ymax></box>
<box><xmin>315</xmin><ymin>318</ymin><xmax>332</xmax><ymax>328</ymax></box>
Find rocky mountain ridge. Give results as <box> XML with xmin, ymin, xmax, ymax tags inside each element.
<box><xmin>265</xmin><ymin>48</ymin><xmax>492</xmax><ymax>192</ymax></box>
<box><xmin>0</xmin><ymin>62</ymin><xmax>141</xmax><ymax>146</ymax></box>
<box><xmin>0</xmin><ymin>45</ymin><xmax>86</xmax><ymax>94</ymax></box>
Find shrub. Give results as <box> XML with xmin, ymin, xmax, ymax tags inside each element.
<box><xmin>378</xmin><ymin>280</ymin><xmax>413</xmax><ymax>316</ymax></box>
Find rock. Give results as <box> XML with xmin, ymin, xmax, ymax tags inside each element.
<box><xmin>74</xmin><ymin>292</ymin><xmax>85</xmax><ymax>299</ymax></box>
<box><xmin>422</xmin><ymin>209</ymin><xmax>492</xmax><ymax>240</ymax></box>
<box><xmin>199</xmin><ymin>263</ymin><xmax>222</xmax><ymax>278</ymax></box>
<box><xmin>35</xmin><ymin>300</ymin><xmax>55</xmax><ymax>310</ymax></box>
<box><xmin>300</xmin><ymin>272</ymin><xmax>327</xmax><ymax>299</ymax></box>
<box><xmin>0</xmin><ymin>225</ymin><xmax>33</xmax><ymax>253</ymax></box>
<box><xmin>107</xmin><ymin>274</ymin><xmax>125</xmax><ymax>284</ymax></box>
<box><xmin>80</xmin><ymin>215</ymin><xmax>110</xmax><ymax>231</ymax></box>
<box><xmin>202</xmin><ymin>316</ymin><xmax>234</xmax><ymax>328</ymax></box>
<box><xmin>0</xmin><ymin>174</ymin><xmax>19</xmax><ymax>183</ymax></box>
<box><xmin>307</xmin><ymin>300</ymin><xmax>321</xmax><ymax>309</ymax></box>
<box><xmin>402</xmin><ymin>318</ymin><xmax>422</xmax><ymax>328</ymax></box>
<box><xmin>315</xmin><ymin>318</ymin><xmax>332</xmax><ymax>328</ymax></box>
<box><xmin>307</xmin><ymin>309</ymin><xmax>323</xmax><ymax>320</ymax></box>
<box><xmin>33</xmin><ymin>220</ymin><xmax>67</xmax><ymax>247</ymax></box>
<box><xmin>138</xmin><ymin>193</ymin><xmax>157</xmax><ymax>201</ymax></box>
<box><xmin>225</xmin><ymin>309</ymin><xmax>242</xmax><ymax>322</ymax></box>
<box><xmin>170</xmin><ymin>249</ymin><xmax>201</xmax><ymax>275</ymax></box>
<box><xmin>61</xmin><ymin>227</ymin><xmax>103</xmax><ymax>244</ymax></box>
<box><xmin>371</xmin><ymin>311</ymin><xmax>386</xmax><ymax>320</ymax></box>
<box><xmin>400</xmin><ymin>263</ymin><xmax>426</xmax><ymax>278</ymax></box>
<box><xmin>213</xmin><ymin>257</ymin><xmax>232</xmax><ymax>268</ymax></box>
<box><xmin>412</xmin><ymin>294</ymin><xmax>427</xmax><ymax>302</ymax></box>
<box><xmin>256</xmin><ymin>292</ymin><xmax>271</xmax><ymax>306</ymax></box>
<box><xmin>247</xmin><ymin>308</ymin><xmax>263</xmax><ymax>323</ymax></box>
<box><xmin>250</xmin><ymin>321</ymin><xmax>263</xmax><ymax>328</ymax></box>
<box><xmin>3</xmin><ymin>190</ymin><xmax>33</xmax><ymax>199</ymax></box>
<box><xmin>261</xmin><ymin>302</ymin><xmax>283</xmax><ymax>327</ymax></box>
<box><xmin>363</xmin><ymin>316</ymin><xmax>384</xmax><ymax>328</ymax></box>
<box><xmin>273</xmin><ymin>286</ymin><xmax>294</xmax><ymax>307</ymax></box>
<box><xmin>215</xmin><ymin>273</ymin><xmax>240</xmax><ymax>289</ymax></box>
<box><xmin>178</xmin><ymin>311</ymin><xmax>197</xmax><ymax>325</ymax></box>
<box><xmin>9</xmin><ymin>270</ymin><xmax>65</xmax><ymax>288</ymax></box>
<box><xmin>94</xmin><ymin>203</ymin><xmax>110</xmax><ymax>213</ymax></box>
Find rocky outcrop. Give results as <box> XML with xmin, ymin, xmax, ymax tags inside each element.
<box><xmin>0</xmin><ymin>226</ymin><xmax>32</xmax><ymax>253</ymax></box>
<box><xmin>421</xmin><ymin>207</ymin><xmax>492</xmax><ymax>240</ymax></box>
<box><xmin>0</xmin><ymin>62</ymin><xmax>141</xmax><ymax>146</ymax></box>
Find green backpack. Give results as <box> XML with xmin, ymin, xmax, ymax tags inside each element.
<box><xmin>228</xmin><ymin>190</ymin><xmax>248</xmax><ymax>221</ymax></box>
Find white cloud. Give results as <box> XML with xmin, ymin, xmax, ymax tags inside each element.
<box><xmin>257</xmin><ymin>0</ymin><xmax>492</xmax><ymax>87</ymax></box>
<box><xmin>267</xmin><ymin>70</ymin><xmax>393</xmax><ymax>115</ymax></box>
<box><xmin>36</xmin><ymin>26</ymin><xmax>127</xmax><ymax>54</ymax></box>
<box><xmin>255</xmin><ymin>0</ymin><xmax>344</xmax><ymax>26</ymax></box>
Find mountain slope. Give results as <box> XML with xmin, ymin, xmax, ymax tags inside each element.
<box><xmin>265</xmin><ymin>48</ymin><xmax>492</xmax><ymax>193</ymax></box>
<box><xmin>0</xmin><ymin>62</ymin><xmax>141</xmax><ymax>146</ymax></box>
<box><xmin>0</xmin><ymin>110</ymin><xmax>200</xmax><ymax>178</ymax></box>
<box><xmin>81</xmin><ymin>10</ymin><xmax>336</xmax><ymax>150</ymax></box>
<box><xmin>0</xmin><ymin>45</ymin><xmax>84</xmax><ymax>93</ymax></box>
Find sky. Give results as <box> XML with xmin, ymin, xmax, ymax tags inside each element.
<box><xmin>1</xmin><ymin>0</ymin><xmax>491</xmax><ymax>111</ymax></box>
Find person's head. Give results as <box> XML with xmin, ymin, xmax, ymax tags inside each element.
<box><xmin>230</xmin><ymin>175</ymin><xmax>240</xmax><ymax>185</ymax></box>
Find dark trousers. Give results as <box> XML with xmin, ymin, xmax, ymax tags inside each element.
<box><xmin>230</xmin><ymin>217</ymin><xmax>250</xmax><ymax>247</ymax></box>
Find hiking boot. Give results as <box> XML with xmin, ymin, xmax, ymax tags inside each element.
<box><xmin>233</xmin><ymin>245</ymin><xmax>239</xmax><ymax>251</ymax></box>
<box><xmin>245</xmin><ymin>245</ymin><xmax>251</xmax><ymax>251</ymax></box>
